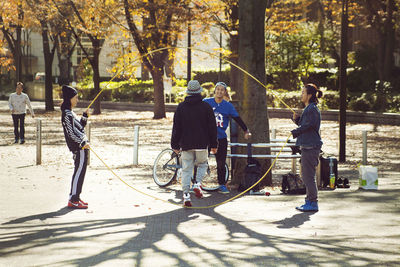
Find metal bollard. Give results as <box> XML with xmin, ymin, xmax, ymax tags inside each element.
<box><xmin>133</xmin><ymin>125</ymin><xmax>140</xmax><ymax>165</ymax></box>
<box><xmin>87</xmin><ymin>122</ymin><xmax>91</xmax><ymax>165</ymax></box>
<box><xmin>362</xmin><ymin>130</ymin><xmax>367</xmax><ymax>165</ymax></box>
<box><xmin>36</xmin><ymin>119</ymin><xmax>42</xmax><ymax>165</ymax></box>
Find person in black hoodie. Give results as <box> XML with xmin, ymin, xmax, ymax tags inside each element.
<box><xmin>61</xmin><ymin>85</ymin><xmax>90</xmax><ymax>209</ymax></box>
<box><xmin>171</xmin><ymin>80</ymin><xmax>218</xmax><ymax>207</ymax></box>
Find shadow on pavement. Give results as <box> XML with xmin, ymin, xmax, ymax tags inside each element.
<box><xmin>2</xmin><ymin>207</ymin><xmax>74</xmax><ymax>225</ymax></box>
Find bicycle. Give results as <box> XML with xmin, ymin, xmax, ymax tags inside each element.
<box><xmin>153</xmin><ymin>148</ymin><xmax>229</xmax><ymax>191</ymax></box>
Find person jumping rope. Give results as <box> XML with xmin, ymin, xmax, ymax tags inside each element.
<box><xmin>61</xmin><ymin>85</ymin><xmax>90</xmax><ymax>209</ymax></box>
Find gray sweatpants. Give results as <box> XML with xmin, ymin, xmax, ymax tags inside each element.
<box><xmin>181</xmin><ymin>149</ymin><xmax>208</xmax><ymax>194</ymax></box>
<box><xmin>300</xmin><ymin>147</ymin><xmax>320</xmax><ymax>202</ymax></box>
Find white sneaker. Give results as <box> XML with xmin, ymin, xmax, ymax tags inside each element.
<box><xmin>183</xmin><ymin>193</ymin><xmax>192</xmax><ymax>207</ymax></box>
<box><xmin>193</xmin><ymin>183</ymin><xmax>203</xmax><ymax>198</ymax></box>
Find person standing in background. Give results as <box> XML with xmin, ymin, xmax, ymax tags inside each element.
<box><xmin>203</xmin><ymin>82</ymin><xmax>251</xmax><ymax>193</ymax></box>
<box><xmin>8</xmin><ymin>82</ymin><xmax>35</xmax><ymax>144</ymax></box>
<box><xmin>291</xmin><ymin>83</ymin><xmax>323</xmax><ymax>212</ymax></box>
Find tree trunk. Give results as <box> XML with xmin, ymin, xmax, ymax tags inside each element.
<box><xmin>374</xmin><ymin>0</ymin><xmax>395</xmax><ymax>112</ymax></box>
<box><xmin>91</xmin><ymin>53</ymin><xmax>101</xmax><ymax>115</ymax></box>
<box><xmin>15</xmin><ymin>25</ymin><xmax>22</xmax><ymax>82</ymax></box>
<box><xmin>57</xmin><ymin>34</ymin><xmax>72</xmax><ymax>85</ymax></box>
<box><xmin>228</xmin><ymin>2</ymin><xmax>239</xmax><ymax>98</ymax></box>
<box><xmin>234</xmin><ymin>0</ymin><xmax>271</xmax><ymax>186</ymax></box>
<box><xmin>339</xmin><ymin>0</ymin><xmax>348</xmax><ymax>162</ymax></box>
<box><xmin>15</xmin><ymin>4</ymin><xmax>23</xmax><ymax>82</ymax></box>
<box><xmin>151</xmin><ymin>64</ymin><xmax>166</xmax><ymax>119</ymax></box>
<box><xmin>229</xmin><ymin>34</ymin><xmax>239</xmax><ymax>99</ymax></box>
<box><xmin>41</xmin><ymin>22</ymin><xmax>55</xmax><ymax>111</ymax></box>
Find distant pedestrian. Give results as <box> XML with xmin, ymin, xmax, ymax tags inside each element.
<box><xmin>203</xmin><ymin>82</ymin><xmax>251</xmax><ymax>193</ymax></box>
<box><xmin>8</xmin><ymin>82</ymin><xmax>35</xmax><ymax>144</ymax></box>
<box><xmin>61</xmin><ymin>85</ymin><xmax>90</xmax><ymax>209</ymax></box>
<box><xmin>291</xmin><ymin>83</ymin><xmax>323</xmax><ymax>212</ymax></box>
<box><xmin>171</xmin><ymin>80</ymin><xmax>218</xmax><ymax>207</ymax></box>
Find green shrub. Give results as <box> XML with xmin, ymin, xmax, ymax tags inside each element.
<box><xmin>348</xmin><ymin>93</ymin><xmax>372</xmax><ymax>111</ymax></box>
<box><xmin>192</xmin><ymin>68</ymin><xmax>230</xmax><ymax>85</ymax></box>
<box><xmin>389</xmin><ymin>95</ymin><xmax>400</xmax><ymax>113</ymax></box>
<box><xmin>320</xmin><ymin>90</ymin><xmax>340</xmax><ymax>109</ymax></box>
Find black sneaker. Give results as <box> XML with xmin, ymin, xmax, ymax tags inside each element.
<box><xmin>14</xmin><ymin>139</ymin><xmax>18</xmax><ymax>144</ymax></box>
<box><xmin>20</xmin><ymin>139</ymin><xmax>25</xmax><ymax>144</ymax></box>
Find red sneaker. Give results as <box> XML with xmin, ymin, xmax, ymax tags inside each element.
<box><xmin>193</xmin><ymin>183</ymin><xmax>203</xmax><ymax>198</ymax></box>
<box><xmin>68</xmin><ymin>200</ymin><xmax>88</xmax><ymax>209</ymax></box>
<box><xmin>79</xmin><ymin>199</ymin><xmax>88</xmax><ymax>205</ymax></box>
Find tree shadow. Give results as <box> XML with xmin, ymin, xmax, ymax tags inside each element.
<box><xmin>2</xmin><ymin>207</ymin><xmax>73</xmax><ymax>225</ymax></box>
<box><xmin>1</xmin><ymin>192</ymin><xmax>398</xmax><ymax>266</ymax></box>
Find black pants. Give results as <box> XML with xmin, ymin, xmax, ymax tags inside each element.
<box><xmin>70</xmin><ymin>149</ymin><xmax>88</xmax><ymax>202</ymax></box>
<box><xmin>12</xmin><ymin>114</ymin><xmax>25</xmax><ymax>141</ymax></box>
<box><xmin>215</xmin><ymin>138</ymin><xmax>228</xmax><ymax>185</ymax></box>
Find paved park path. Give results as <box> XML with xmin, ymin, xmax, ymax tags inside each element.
<box><xmin>0</xmin><ymin>101</ymin><xmax>399</xmax><ymax>266</ymax></box>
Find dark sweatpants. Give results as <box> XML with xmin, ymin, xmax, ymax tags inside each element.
<box><xmin>215</xmin><ymin>138</ymin><xmax>228</xmax><ymax>185</ymax></box>
<box><xmin>12</xmin><ymin>114</ymin><xmax>25</xmax><ymax>141</ymax></box>
<box><xmin>69</xmin><ymin>149</ymin><xmax>88</xmax><ymax>202</ymax></box>
<box><xmin>300</xmin><ymin>147</ymin><xmax>320</xmax><ymax>202</ymax></box>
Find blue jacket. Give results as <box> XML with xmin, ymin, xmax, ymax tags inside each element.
<box><xmin>291</xmin><ymin>102</ymin><xmax>323</xmax><ymax>148</ymax></box>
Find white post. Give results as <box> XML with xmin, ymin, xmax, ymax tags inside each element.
<box><xmin>133</xmin><ymin>125</ymin><xmax>139</xmax><ymax>165</ymax></box>
<box><xmin>271</xmin><ymin>128</ymin><xmax>276</xmax><ymax>139</ymax></box>
<box><xmin>362</xmin><ymin>130</ymin><xmax>367</xmax><ymax>165</ymax></box>
<box><xmin>87</xmin><ymin>122</ymin><xmax>91</xmax><ymax>165</ymax></box>
<box><xmin>36</xmin><ymin>119</ymin><xmax>42</xmax><ymax>165</ymax></box>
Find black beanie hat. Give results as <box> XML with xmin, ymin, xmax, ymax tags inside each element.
<box><xmin>62</xmin><ymin>85</ymin><xmax>78</xmax><ymax>100</ymax></box>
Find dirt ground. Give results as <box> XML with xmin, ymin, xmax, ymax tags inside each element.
<box><xmin>1</xmin><ymin>101</ymin><xmax>399</xmax><ymax>183</ymax></box>
<box><xmin>1</xmin><ymin>101</ymin><xmax>400</xmax><ymax>266</ymax></box>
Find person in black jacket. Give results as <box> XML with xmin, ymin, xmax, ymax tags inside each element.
<box><xmin>61</xmin><ymin>85</ymin><xmax>90</xmax><ymax>209</ymax></box>
<box><xmin>171</xmin><ymin>80</ymin><xmax>218</xmax><ymax>207</ymax></box>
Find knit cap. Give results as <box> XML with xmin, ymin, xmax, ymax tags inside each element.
<box><xmin>62</xmin><ymin>85</ymin><xmax>78</xmax><ymax>100</ymax></box>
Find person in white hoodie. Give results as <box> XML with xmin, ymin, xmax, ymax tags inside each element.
<box><xmin>8</xmin><ymin>82</ymin><xmax>35</xmax><ymax>144</ymax></box>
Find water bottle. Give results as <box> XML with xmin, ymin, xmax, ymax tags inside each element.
<box><xmin>329</xmin><ymin>158</ymin><xmax>335</xmax><ymax>189</ymax></box>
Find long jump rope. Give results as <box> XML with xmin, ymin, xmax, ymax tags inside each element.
<box><xmin>84</xmin><ymin>46</ymin><xmax>297</xmax><ymax>209</ymax></box>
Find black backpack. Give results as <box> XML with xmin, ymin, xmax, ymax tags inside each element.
<box><xmin>238</xmin><ymin>144</ymin><xmax>261</xmax><ymax>192</ymax></box>
<box><xmin>281</xmin><ymin>172</ymin><xmax>306</xmax><ymax>194</ymax></box>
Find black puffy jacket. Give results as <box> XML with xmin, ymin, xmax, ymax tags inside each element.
<box><xmin>171</xmin><ymin>94</ymin><xmax>218</xmax><ymax>151</ymax></box>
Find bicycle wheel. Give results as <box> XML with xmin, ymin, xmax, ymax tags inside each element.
<box><xmin>200</xmin><ymin>155</ymin><xmax>229</xmax><ymax>191</ymax></box>
<box><xmin>153</xmin><ymin>148</ymin><xmax>180</xmax><ymax>187</ymax></box>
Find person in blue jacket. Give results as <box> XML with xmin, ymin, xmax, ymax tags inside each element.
<box><xmin>204</xmin><ymin>82</ymin><xmax>251</xmax><ymax>193</ymax></box>
<box><xmin>291</xmin><ymin>83</ymin><xmax>323</xmax><ymax>212</ymax></box>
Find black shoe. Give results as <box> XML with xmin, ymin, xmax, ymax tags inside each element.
<box><xmin>20</xmin><ymin>139</ymin><xmax>25</xmax><ymax>144</ymax></box>
<box><xmin>343</xmin><ymin>178</ymin><xmax>350</xmax><ymax>188</ymax></box>
<box><xmin>14</xmin><ymin>139</ymin><xmax>19</xmax><ymax>144</ymax></box>
<box><xmin>336</xmin><ymin>177</ymin><xmax>344</xmax><ymax>188</ymax></box>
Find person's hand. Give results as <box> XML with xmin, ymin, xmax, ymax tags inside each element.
<box><xmin>32</xmin><ymin>114</ymin><xmax>35</xmax><ymax>118</ymax></box>
<box><xmin>210</xmin><ymin>148</ymin><xmax>218</xmax><ymax>154</ymax></box>
<box><xmin>244</xmin><ymin>130</ymin><xmax>251</xmax><ymax>140</ymax></box>
<box><xmin>10</xmin><ymin>109</ymin><xmax>14</xmax><ymax>114</ymax></box>
<box><xmin>293</xmin><ymin>113</ymin><xmax>300</xmax><ymax>121</ymax></box>
<box><xmin>173</xmin><ymin>149</ymin><xmax>180</xmax><ymax>155</ymax></box>
<box><xmin>82</xmin><ymin>143</ymin><xmax>90</xmax><ymax>149</ymax></box>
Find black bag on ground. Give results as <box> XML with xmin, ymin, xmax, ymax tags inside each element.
<box><xmin>238</xmin><ymin>144</ymin><xmax>261</xmax><ymax>192</ymax></box>
<box><xmin>319</xmin><ymin>156</ymin><xmax>338</xmax><ymax>188</ymax></box>
<box><xmin>281</xmin><ymin>173</ymin><xmax>306</xmax><ymax>194</ymax></box>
